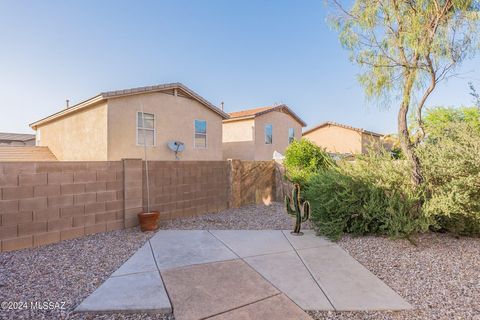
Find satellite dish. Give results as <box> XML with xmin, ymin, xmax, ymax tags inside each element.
<box><xmin>167</xmin><ymin>141</ymin><xmax>185</xmax><ymax>160</ymax></box>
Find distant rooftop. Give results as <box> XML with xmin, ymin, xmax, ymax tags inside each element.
<box><xmin>303</xmin><ymin>121</ymin><xmax>384</xmax><ymax>137</ymax></box>
<box><xmin>0</xmin><ymin>146</ymin><xmax>56</xmax><ymax>161</ymax></box>
<box><xmin>0</xmin><ymin>132</ymin><xmax>35</xmax><ymax>142</ymax></box>
<box><xmin>227</xmin><ymin>104</ymin><xmax>307</xmax><ymax>127</ymax></box>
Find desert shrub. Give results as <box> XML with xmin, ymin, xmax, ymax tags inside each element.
<box><xmin>283</xmin><ymin>139</ymin><xmax>335</xmax><ymax>186</ymax></box>
<box><xmin>418</xmin><ymin>122</ymin><xmax>480</xmax><ymax>235</ymax></box>
<box><xmin>306</xmin><ymin>152</ymin><xmax>430</xmax><ymax>240</ymax></box>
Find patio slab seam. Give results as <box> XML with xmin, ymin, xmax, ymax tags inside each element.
<box><xmin>208</xmin><ymin>230</ymin><xmax>326</xmax><ymax>313</ymax></box>
<box><xmin>200</xmin><ymin>292</ymin><xmax>283</xmax><ymax>320</ymax></box>
<box><xmin>147</xmin><ymin>239</ymin><xmax>174</xmax><ymax>313</ymax></box>
<box><xmin>110</xmin><ymin>270</ymin><xmax>157</xmax><ymax>278</ymax></box>
<box><xmin>280</xmin><ymin>230</ymin><xmax>336</xmax><ymax>311</ymax></box>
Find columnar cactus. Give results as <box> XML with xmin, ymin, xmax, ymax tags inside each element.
<box><xmin>285</xmin><ymin>183</ymin><xmax>310</xmax><ymax>235</ymax></box>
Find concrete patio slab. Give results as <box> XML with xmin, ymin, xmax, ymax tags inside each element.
<box><xmin>298</xmin><ymin>245</ymin><xmax>412</xmax><ymax>311</ymax></box>
<box><xmin>210</xmin><ymin>230</ymin><xmax>292</xmax><ymax>257</ymax></box>
<box><xmin>207</xmin><ymin>294</ymin><xmax>313</xmax><ymax>320</ymax></box>
<box><xmin>161</xmin><ymin>259</ymin><xmax>279</xmax><ymax>320</ymax></box>
<box><xmin>75</xmin><ymin>271</ymin><xmax>171</xmax><ymax>313</ymax></box>
<box><xmin>76</xmin><ymin>229</ymin><xmax>411</xmax><ymax>317</ymax></box>
<box><xmin>111</xmin><ymin>243</ymin><xmax>157</xmax><ymax>277</ymax></box>
<box><xmin>244</xmin><ymin>251</ymin><xmax>334</xmax><ymax>310</ymax></box>
<box><xmin>282</xmin><ymin>229</ymin><xmax>334</xmax><ymax>250</ymax></box>
<box><xmin>150</xmin><ymin>230</ymin><xmax>237</xmax><ymax>270</ymax></box>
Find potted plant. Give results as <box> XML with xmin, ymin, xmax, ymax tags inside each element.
<box><xmin>137</xmin><ymin>106</ymin><xmax>159</xmax><ymax>231</ymax></box>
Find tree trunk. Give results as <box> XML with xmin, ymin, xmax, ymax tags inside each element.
<box><xmin>398</xmin><ymin>72</ymin><xmax>424</xmax><ymax>186</ymax></box>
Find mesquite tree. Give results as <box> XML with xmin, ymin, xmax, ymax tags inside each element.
<box><xmin>331</xmin><ymin>0</ymin><xmax>480</xmax><ymax>185</ymax></box>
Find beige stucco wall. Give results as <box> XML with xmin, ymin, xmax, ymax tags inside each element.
<box><xmin>303</xmin><ymin>125</ymin><xmax>362</xmax><ymax>154</ymax></box>
<box><xmin>36</xmin><ymin>102</ymin><xmax>108</xmax><ymax>160</ymax></box>
<box><xmin>222</xmin><ymin>119</ymin><xmax>255</xmax><ymax>160</ymax></box>
<box><xmin>253</xmin><ymin>111</ymin><xmax>303</xmax><ymax>160</ymax></box>
<box><xmin>107</xmin><ymin>92</ymin><xmax>223</xmax><ymax>161</ymax></box>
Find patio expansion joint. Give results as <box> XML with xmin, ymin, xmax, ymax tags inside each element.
<box><xmin>199</xmin><ymin>292</ymin><xmax>283</xmax><ymax>320</ymax></box>
<box><xmin>147</xmin><ymin>239</ymin><xmax>174</xmax><ymax>313</ymax></box>
<box><xmin>110</xmin><ymin>270</ymin><xmax>156</xmax><ymax>278</ymax></box>
<box><xmin>207</xmin><ymin>230</ymin><xmax>315</xmax><ymax>314</ymax></box>
<box><xmin>280</xmin><ymin>230</ymin><xmax>337</xmax><ymax>311</ymax></box>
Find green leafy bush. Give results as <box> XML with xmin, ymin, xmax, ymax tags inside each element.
<box><xmin>283</xmin><ymin>139</ymin><xmax>335</xmax><ymax>186</ymax></box>
<box><xmin>306</xmin><ymin>152</ymin><xmax>430</xmax><ymax>240</ymax></box>
<box><xmin>418</xmin><ymin>122</ymin><xmax>480</xmax><ymax>235</ymax></box>
<box><xmin>422</xmin><ymin>106</ymin><xmax>480</xmax><ymax>136</ymax></box>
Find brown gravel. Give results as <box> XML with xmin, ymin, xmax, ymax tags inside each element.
<box><xmin>309</xmin><ymin>233</ymin><xmax>480</xmax><ymax>320</ymax></box>
<box><xmin>159</xmin><ymin>202</ymin><xmax>310</xmax><ymax>230</ymax></box>
<box><xmin>1</xmin><ymin>202</ymin><xmax>478</xmax><ymax>320</ymax></box>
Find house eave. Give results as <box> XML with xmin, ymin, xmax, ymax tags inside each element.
<box><xmin>30</xmin><ymin>95</ymin><xmax>105</xmax><ymax>129</ymax></box>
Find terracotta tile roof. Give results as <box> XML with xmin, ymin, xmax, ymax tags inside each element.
<box><xmin>0</xmin><ymin>147</ymin><xmax>57</xmax><ymax>161</ymax></box>
<box><xmin>226</xmin><ymin>104</ymin><xmax>306</xmax><ymax>127</ymax></box>
<box><xmin>228</xmin><ymin>106</ymin><xmax>274</xmax><ymax>118</ymax></box>
<box><xmin>303</xmin><ymin>121</ymin><xmax>384</xmax><ymax>137</ymax></box>
<box><xmin>30</xmin><ymin>83</ymin><xmax>229</xmax><ymax>128</ymax></box>
<box><xmin>0</xmin><ymin>132</ymin><xmax>35</xmax><ymax>142</ymax></box>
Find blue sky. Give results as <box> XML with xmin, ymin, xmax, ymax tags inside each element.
<box><xmin>0</xmin><ymin>0</ymin><xmax>478</xmax><ymax>134</ymax></box>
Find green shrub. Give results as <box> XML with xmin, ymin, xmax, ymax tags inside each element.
<box><xmin>306</xmin><ymin>152</ymin><xmax>430</xmax><ymax>240</ymax></box>
<box><xmin>283</xmin><ymin>139</ymin><xmax>335</xmax><ymax>186</ymax></box>
<box><xmin>422</xmin><ymin>106</ymin><xmax>480</xmax><ymax>136</ymax></box>
<box><xmin>418</xmin><ymin>122</ymin><xmax>480</xmax><ymax>235</ymax></box>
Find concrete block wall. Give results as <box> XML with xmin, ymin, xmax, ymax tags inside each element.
<box><xmin>142</xmin><ymin>161</ymin><xmax>229</xmax><ymax>221</ymax></box>
<box><xmin>0</xmin><ymin>161</ymin><xmax>125</xmax><ymax>252</ymax></box>
<box><xmin>124</xmin><ymin>159</ymin><xmax>143</xmax><ymax>228</ymax></box>
<box><xmin>0</xmin><ymin>159</ymin><xmax>282</xmax><ymax>251</ymax></box>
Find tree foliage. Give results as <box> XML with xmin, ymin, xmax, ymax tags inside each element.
<box><xmin>283</xmin><ymin>139</ymin><xmax>335</xmax><ymax>186</ymax></box>
<box><xmin>331</xmin><ymin>0</ymin><xmax>480</xmax><ymax>185</ymax></box>
<box><xmin>420</xmin><ymin>106</ymin><xmax>480</xmax><ymax>136</ymax></box>
<box><xmin>469</xmin><ymin>81</ymin><xmax>480</xmax><ymax>108</ymax></box>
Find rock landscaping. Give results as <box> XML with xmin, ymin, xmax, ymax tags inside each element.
<box><xmin>0</xmin><ymin>203</ymin><xmax>478</xmax><ymax>320</ymax></box>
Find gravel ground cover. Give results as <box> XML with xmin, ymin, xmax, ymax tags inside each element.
<box><xmin>1</xmin><ymin>202</ymin><xmax>478</xmax><ymax>320</ymax></box>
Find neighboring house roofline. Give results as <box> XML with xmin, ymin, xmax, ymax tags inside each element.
<box><xmin>30</xmin><ymin>83</ymin><xmax>229</xmax><ymax>129</ymax></box>
<box><xmin>0</xmin><ymin>132</ymin><xmax>36</xmax><ymax>142</ymax></box>
<box><xmin>224</xmin><ymin>104</ymin><xmax>307</xmax><ymax>127</ymax></box>
<box><xmin>303</xmin><ymin>121</ymin><xmax>384</xmax><ymax>137</ymax></box>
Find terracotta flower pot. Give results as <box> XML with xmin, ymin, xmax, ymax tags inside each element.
<box><xmin>137</xmin><ymin>211</ymin><xmax>159</xmax><ymax>232</ymax></box>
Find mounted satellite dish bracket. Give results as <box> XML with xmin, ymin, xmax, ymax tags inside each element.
<box><xmin>167</xmin><ymin>140</ymin><xmax>185</xmax><ymax>160</ymax></box>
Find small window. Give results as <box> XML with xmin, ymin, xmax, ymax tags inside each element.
<box><xmin>265</xmin><ymin>124</ymin><xmax>273</xmax><ymax>144</ymax></box>
<box><xmin>137</xmin><ymin>112</ymin><xmax>155</xmax><ymax>146</ymax></box>
<box><xmin>288</xmin><ymin>128</ymin><xmax>295</xmax><ymax>144</ymax></box>
<box><xmin>194</xmin><ymin>120</ymin><xmax>207</xmax><ymax>148</ymax></box>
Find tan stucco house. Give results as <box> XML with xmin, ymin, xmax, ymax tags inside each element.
<box><xmin>222</xmin><ymin>105</ymin><xmax>306</xmax><ymax>160</ymax></box>
<box><xmin>303</xmin><ymin>121</ymin><xmax>384</xmax><ymax>155</ymax></box>
<box><xmin>30</xmin><ymin>83</ymin><xmax>229</xmax><ymax>161</ymax></box>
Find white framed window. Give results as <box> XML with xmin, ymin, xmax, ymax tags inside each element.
<box><xmin>265</xmin><ymin>124</ymin><xmax>272</xmax><ymax>144</ymax></box>
<box><xmin>137</xmin><ymin>112</ymin><xmax>155</xmax><ymax>146</ymax></box>
<box><xmin>288</xmin><ymin>128</ymin><xmax>295</xmax><ymax>144</ymax></box>
<box><xmin>194</xmin><ymin>119</ymin><xmax>207</xmax><ymax>148</ymax></box>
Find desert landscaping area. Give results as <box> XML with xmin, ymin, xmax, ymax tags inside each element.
<box><xmin>1</xmin><ymin>1</ymin><xmax>479</xmax><ymax>319</ymax></box>
<box><xmin>1</xmin><ymin>204</ymin><xmax>478</xmax><ymax>320</ymax></box>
